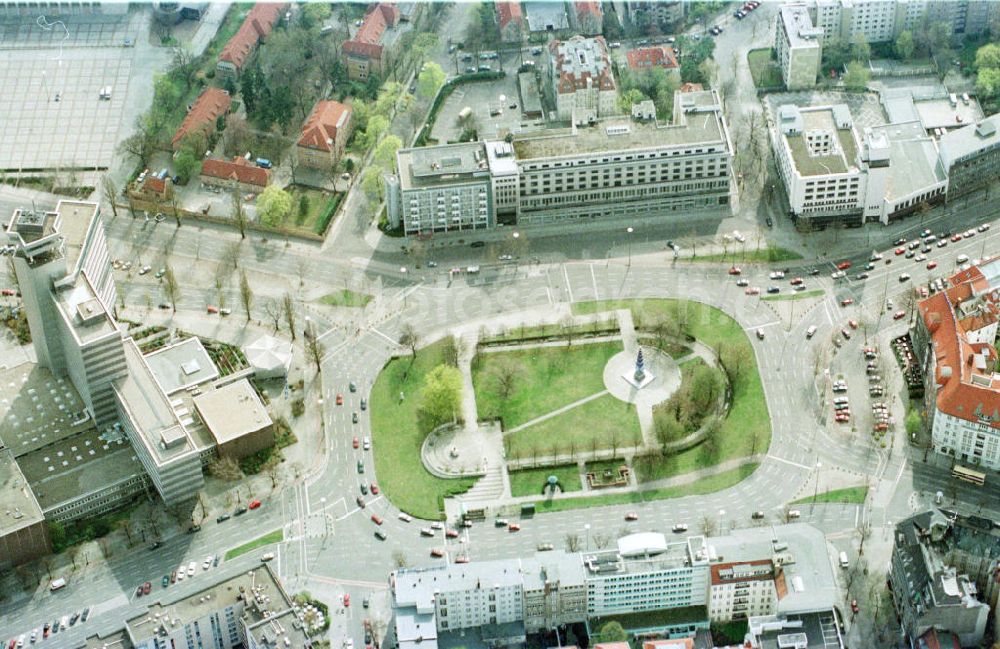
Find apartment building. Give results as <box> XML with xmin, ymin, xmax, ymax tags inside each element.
<box><xmin>548</xmin><ymin>36</ymin><xmax>618</xmax><ymax>125</ymax></box>
<box><xmin>914</xmin><ymin>258</ymin><xmax>1000</xmax><ymax>471</ymax></box>
<box><xmin>172</xmin><ymin>87</ymin><xmax>231</xmax><ymax>151</ymax></box>
<box><xmin>120</xmin><ymin>564</ymin><xmax>312</xmax><ymax>649</ymax></box>
<box><xmin>342</xmin><ymin>3</ymin><xmax>403</xmax><ymax>82</ymax></box>
<box><xmin>296</xmin><ymin>100</ymin><xmax>353</xmax><ymax>170</ymax></box>
<box><xmin>775</xmin><ymin>4</ymin><xmax>823</xmax><ymax>90</ymax></box>
<box><xmin>626</xmin><ymin>1</ymin><xmax>685</xmax><ymax>29</ymax></box>
<box><xmin>807</xmin><ymin>0</ymin><xmax>1000</xmax><ymax>45</ymax></box>
<box><xmin>388</xmin><ymin>90</ymin><xmax>734</xmax><ymax>235</ymax></box>
<box><xmin>391</xmin><ymin>526</ymin><xmax>839</xmax><ymax>649</ymax></box>
<box><xmin>889</xmin><ymin>510</ymin><xmax>991</xmax><ymax>647</ymax></box>
<box><xmin>0</xmin><ymin>448</ymin><xmax>50</xmax><ymax>570</ymax></box>
<box><xmin>939</xmin><ymin>114</ymin><xmax>1000</xmax><ymax>200</ymax></box>
<box><xmin>216</xmin><ymin>3</ymin><xmax>286</xmax><ymax>77</ymax></box>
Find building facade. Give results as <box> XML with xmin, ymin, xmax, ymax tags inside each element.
<box><xmin>216</xmin><ymin>3</ymin><xmax>286</xmax><ymax>77</ymax></box>
<box><xmin>775</xmin><ymin>4</ymin><xmax>823</xmax><ymax>90</ymax></box>
<box><xmin>388</xmin><ymin>90</ymin><xmax>734</xmax><ymax>236</ymax></box>
<box><xmin>296</xmin><ymin>100</ymin><xmax>353</xmax><ymax>170</ymax></box>
<box><xmin>342</xmin><ymin>3</ymin><xmax>401</xmax><ymax>81</ymax></box>
<box><xmin>939</xmin><ymin>115</ymin><xmax>1000</xmax><ymax>200</ymax></box>
<box><xmin>548</xmin><ymin>36</ymin><xmax>618</xmax><ymax>124</ymax></box>
<box><xmin>708</xmin><ymin>560</ymin><xmax>781</xmax><ymax>622</ymax></box>
<box><xmin>807</xmin><ymin>0</ymin><xmax>1000</xmax><ymax>45</ymax></box>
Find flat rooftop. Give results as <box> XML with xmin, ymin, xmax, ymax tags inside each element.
<box><xmin>115</xmin><ymin>339</ymin><xmax>197</xmax><ymax>466</ymax></box>
<box><xmin>193</xmin><ymin>378</ymin><xmax>272</xmax><ymax>445</ymax></box>
<box><xmin>397</xmin><ymin>142</ymin><xmax>490</xmax><ymax>190</ymax></box>
<box><xmin>938</xmin><ymin>112</ymin><xmax>1000</xmax><ymax>168</ymax></box>
<box><xmin>144</xmin><ymin>336</ymin><xmax>219</xmax><ymax>395</ymax></box>
<box><xmin>54</xmin><ymin>274</ymin><xmax>118</xmax><ymax>344</ymax></box>
<box><xmin>524</xmin><ymin>1</ymin><xmax>568</xmax><ymax>30</ymax></box>
<box><xmin>584</xmin><ymin>541</ymin><xmax>692</xmax><ymax>576</ymax></box>
<box><xmin>784</xmin><ymin>107</ymin><xmax>860</xmax><ymax>176</ymax></box>
<box><xmin>6</xmin><ymin>208</ymin><xmax>57</xmax><ymax>244</ymax></box>
<box><xmin>779</xmin><ymin>4</ymin><xmax>823</xmax><ymax>49</ymax></box>
<box><xmin>914</xmin><ymin>97</ymin><xmax>983</xmax><ymax>132</ymax></box>
<box><xmin>870</xmin><ymin>121</ymin><xmax>947</xmax><ymax>201</ymax></box>
<box><xmin>54</xmin><ymin>200</ymin><xmax>100</xmax><ymax>274</ymax></box>
<box><xmin>752</xmin><ymin>611</ymin><xmax>843</xmax><ymax>649</ymax></box>
<box><xmin>0</xmin><ymin>448</ymin><xmax>44</xmax><ymax>535</ymax></box>
<box><xmin>512</xmin><ymin>91</ymin><xmax>726</xmax><ymax>160</ymax></box>
<box><xmin>0</xmin><ymin>363</ymin><xmax>88</xmax><ymax>456</ymax></box>
<box><xmin>518</xmin><ymin>71</ymin><xmax>543</xmax><ymax>117</ymax></box>
<box><xmin>16</xmin><ymin>427</ymin><xmax>143</xmax><ymax>512</ymax></box>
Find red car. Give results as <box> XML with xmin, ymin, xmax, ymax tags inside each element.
<box><xmin>893</xmin><ymin>310</ymin><xmax>906</xmax><ymax>320</ymax></box>
<box><xmin>745</xmin><ymin>287</ymin><xmax>760</xmax><ymax>295</ymax></box>
<box><xmin>336</xmin><ymin>394</ymin><xmax>343</xmax><ymax>406</ymax></box>
<box><xmin>836</xmin><ymin>261</ymin><xmax>852</xmax><ymax>270</ymax></box>
<box><xmin>206</xmin><ymin>304</ymin><xmax>219</xmax><ymax>314</ymax></box>
<box><xmin>445</xmin><ymin>529</ymin><xmax>459</xmax><ymax>538</ymax></box>
<box><xmin>840</xmin><ymin>298</ymin><xmax>854</xmax><ymax>307</ymax></box>
<box><xmin>848</xmin><ymin>320</ymin><xmax>858</xmax><ymax>329</ymax></box>
<box><xmin>143</xmin><ymin>581</ymin><xmax>152</xmax><ymax>595</ymax></box>
<box><xmin>894</xmin><ymin>247</ymin><xmax>905</xmax><ymax>255</ymax></box>
<box><xmin>508</xmin><ymin>523</ymin><xmax>521</xmax><ymax>532</ymax></box>
<box><xmin>790</xmin><ymin>277</ymin><xmax>803</xmax><ymax>285</ymax></box>
<box><xmin>1</xmin><ymin>288</ymin><xmax>16</xmax><ymax>296</ymax></box>
<box><xmin>926</xmin><ymin>261</ymin><xmax>937</xmax><ymax>270</ymax></box>
<box><xmin>728</xmin><ymin>266</ymin><xmax>742</xmax><ymax>275</ymax></box>
<box><xmin>371</xmin><ymin>514</ymin><xmax>384</xmax><ymax>525</ymax></box>
<box><xmin>454</xmin><ymin>555</ymin><xmax>470</xmax><ymax>563</ymax></box>
<box><xmin>353</xmin><ymin>437</ymin><xmax>360</xmax><ymax>449</ymax></box>
<box><xmin>343</xmin><ymin>594</ymin><xmax>350</xmax><ymax>607</ymax></box>
<box><xmin>370</xmin><ymin>483</ymin><xmax>379</xmax><ymax>495</ymax></box>
<box><xmin>951</xmin><ymin>234</ymin><xmax>963</xmax><ymax>242</ymax></box>
<box><xmin>851</xmin><ymin>599</ymin><xmax>859</xmax><ymax>614</ymax></box>
<box><xmin>248</xmin><ymin>499</ymin><xmax>261</xmax><ymax>510</ymax></box>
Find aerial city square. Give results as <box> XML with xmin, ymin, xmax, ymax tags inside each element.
<box><xmin>5</xmin><ymin>0</ymin><xmax>1000</xmax><ymax>647</ymax></box>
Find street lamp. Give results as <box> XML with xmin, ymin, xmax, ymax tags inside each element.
<box><xmin>584</xmin><ymin>523</ymin><xmax>591</xmax><ymax>551</ymax></box>
<box><xmin>811</xmin><ymin>461</ymin><xmax>822</xmax><ymax>515</ymax></box>
<box><xmin>626</xmin><ymin>227</ymin><xmax>634</xmax><ymax>267</ymax></box>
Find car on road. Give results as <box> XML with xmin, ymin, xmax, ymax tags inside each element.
<box><xmin>170</xmin><ymin>570</ymin><xmax>177</xmax><ymax>583</ymax></box>
<box><xmin>353</xmin><ymin>436</ymin><xmax>360</xmax><ymax>449</ymax></box>
<box><xmin>625</xmin><ymin>512</ymin><xmax>639</xmax><ymax>521</ymax></box>
<box><xmin>219</xmin><ymin>308</ymin><xmax>231</xmax><ymax>316</ymax></box>
<box><xmin>364</xmin><ymin>436</ymin><xmax>371</xmax><ymax>450</ymax></box>
<box><xmin>854</xmin><ymin>273</ymin><xmax>869</xmax><ymax>280</ymax></box>
<box><xmin>420</xmin><ymin>527</ymin><xmax>435</xmax><ymax>536</ymax></box>
<box><xmin>745</xmin><ymin>287</ymin><xmax>760</xmax><ymax>295</ymax></box>
<box><xmin>894</xmin><ymin>247</ymin><xmax>906</xmax><ymax>255</ymax></box>
<box><xmin>937</xmin><ymin>239</ymin><xmax>948</xmax><ymax>248</ymax></box>
<box><xmin>371</xmin><ymin>514</ymin><xmax>384</xmax><ymax>525</ymax></box>
<box><xmin>162</xmin><ymin>575</ymin><xmax>169</xmax><ymax>587</ymax></box>
<box><xmin>370</xmin><ymin>483</ymin><xmax>379</xmax><ymax>494</ymax></box>
<box><xmin>356</xmin><ymin>496</ymin><xmax>366</xmax><ymax>508</ymax></box>
<box><xmin>143</xmin><ymin>581</ymin><xmax>151</xmax><ymax>595</ymax></box>
<box><xmin>508</xmin><ymin>523</ymin><xmax>521</xmax><ymax>532</ymax></box>
<box><xmin>766</xmin><ymin>286</ymin><xmax>780</xmax><ymax>294</ymax></box>
<box><xmin>842</xmin><ymin>329</ymin><xmax>852</xmax><ymax>340</ymax></box>
<box><xmin>431</xmin><ymin>521</ymin><xmax>444</xmax><ymax>530</ymax></box>
<box><xmin>836</xmin><ymin>261</ymin><xmax>852</xmax><ymax>270</ymax></box>
<box><xmin>349</xmin><ymin>381</ymin><xmax>357</xmax><ymax>392</ymax></box>
<box><xmin>248</xmin><ymin>499</ymin><xmax>261</xmax><ymax>510</ymax></box>
<box><xmin>188</xmin><ymin>561</ymin><xmax>196</xmax><ymax>576</ymax></box>
<box><xmin>769</xmin><ymin>270</ymin><xmax>785</xmax><ymax>280</ymax></box>
<box><xmin>343</xmin><ymin>594</ymin><xmax>351</xmax><ymax>607</ymax></box>
<box><xmin>154</xmin><ymin>268</ymin><xmax>166</xmax><ymax>279</ymax></box>
<box><xmin>840</xmin><ymin>298</ymin><xmax>853</xmax><ymax>307</ymax></box>
<box><xmin>430</xmin><ymin>548</ymin><xmax>445</xmax><ymax>558</ymax></box>
<box><xmin>951</xmin><ymin>234</ymin><xmax>963</xmax><ymax>242</ymax></box>
<box><xmin>445</xmin><ymin>528</ymin><xmax>459</xmax><ymax>538</ymax></box>
<box><xmin>927</xmin><ymin>260</ymin><xmax>938</xmax><ymax>270</ymax></box>
<box><xmin>495</xmin><ymin>518</ymin><xmax>509</xmax><ymax>527</ymax></box>
<box><xmin>751</xmin><ymin>511</ymin><xmax>765</xmax><ymax>520</ymax></box>
<box><xmin>206</xmin><ymin>304</ymin><xmax>218</xmax><ymax>314</ymax></box>
<box><xmin>672</xmin><ymin>523</ymin><xmax>688</xmax><ymax>533</ymax></box>
<box><xmin>893</xmin><ymin>310</ymin><xmax>906</xmax><ymax>320</ymax></box>
<box><xmin>261</xmin><ymin>552</ymin><xmax>275</xmax><ymax>561</ymax></box>
<box><xmin>217</xmin><ymin>514</ymin><xmax>230</xmax><ymax>523</ymax></box>
<box><xmin>374</xmin><ymin>530</ymin><xmax>388</xmax><ymax>541</ymax></box>
<box><xmin>848</xmin><ymin>320</ymin><xmax>858</xmax><ymax>329</ymax></box>
<box><xmin>149</xmin><ymin>541</ymin><xmax>162</xmax><ymax>550</ymax></box>
<box><xmin>360</xmin><ymin>483</ymin><xmax>368</xmax><ymax>495</ymax></box>
<box><xmin>979</xmin><ymin>224</ymin><xmax>991</xmax><ymax>232</ymax></box>
<box><xmin>728</xmin><ymin>266</ymin><xmax>742</xmax><ymax>275</ymax></box>
<box><xmin>234</xmin><ymin>506</ymin><xmax>247</xmax><ymax>516</ymax></box>
<box><xmin>357</xmin><ymin>460</ymin><xmax>364</xmax><ymax>473</ymax></box>
<box><xmin>336</xmin><ymin>394</ymin><xmax>343</xmax><ymax>405</ymax></box>
<box><xmin>790</xmin><ymin>277</ymin><xmax>804</xmax><ymax>285</ymax></box>
<box><xmin>138</xmin><ymin>265</ymin><xmax>151</xmax><ymax>275</ymax></box>
<box><xmin>398</xmin><ymin>512</ymin><xmax>412</xmax><ymax>522</ymax></box>
<box><xmin>851</xmin><ymin>599</ymin><xmax>860</xmax><ymax>614</ymax></box>
<box><xmin>905</xmin><ymin>250</ymin><xmax>916</xmax><ymax>259</ymax></box>
<box><xmin>756</xmin><ymin>328</ymin><xmax>765</xmax><ymax>340</ymax></box>
<box><xmin>899</xmin><ymin>273</ymin><xmax>911</xmax><ymax>282</ymax></box>
<box><xmin>736</xmin><ymin>278</ymin><xmax>749</xmax><ymax>287</ymax></box>
<box><xmin>360</xmin><ymin>399</ymin><xmax>367</xmax><ymax>411</ymax></box>
<box><xmin>831</xmin><ymin>270</ymin><xmax>846</xmax><ymax>279</ymax></box>
<box><xmin>352</xmin><ymin>412</ymin><xmax>358</xmax><ymax>423</ymax></box>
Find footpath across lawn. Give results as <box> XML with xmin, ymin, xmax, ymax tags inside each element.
<box><xmin>573</xmin><ymin>299</ymin><xmax>770</xmax><ymax>483</ymax></box>
<box><xmin>370</xmin><ymin>340</ymin><xmax>475</xmax><ymax>520</ymax></box>
<box><xmin>225</xmin><ymin>529</ymin><xmax>283</xmax><ymax>560</ymax></box>
<box><xmin>505</xmin><ymin>393</ymin><xmax>641</xmax><ymax>459</ymax></box>
<box><xmin>473</xmin><ymin>341</ymin><xmax>622</xmax><ymax>429</ymax></box>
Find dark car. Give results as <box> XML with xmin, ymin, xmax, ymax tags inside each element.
<box><xmin>356</xmin><ymin>496</ymin><xmax>366</xmax><ymax>508</ymax></box>
<box><xmin>765</xmin><ymin>217</ymin><xmax>773</xmax><ymax>228</ymax></box>
<box><xmin>360</xmin><ymin>398</ymin><xmax>367</xmax><ymax>411</ymax></box>
<box><xmin>187</xmin><ymin>524</ymin><xmax>201</xmax><ymax>533</ymax></box>
<box><xmin>149</xmin><ymin>541</ymin><xmax>162</xmax><ymax>550</ymax></box>
<box><xmin>766</xmin><ymin>286</ymin><xmax>780</xmax><ymax>294</ymax></box>
<box><xmin>374</xmin><ymin>529</ymin><xmax>387</xmax><ymax>541</ymax></box>
<box><xmin>808</xmin><ymin>268</ymin><xmax>820</xmax><ymax>276</ymax></box>
<box><xmin>217</xmin><ymin>514</ymin><xmax>231</xmax><ymax>523</ymax></box>
<box><xmin>470</xmin><ymin>241</ymin><xmax>485</xmax><ymax>248</ymax></box>
<box><xmin>234</xmin><ymin>506</ymin><xmax>248</xmax><ymax>516</ymax></box>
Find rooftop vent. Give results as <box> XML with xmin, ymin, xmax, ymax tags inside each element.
<box><xmin>976</xmin><ymin>121</ymin><xmax>996</xmax><ymax>138</ymax></box>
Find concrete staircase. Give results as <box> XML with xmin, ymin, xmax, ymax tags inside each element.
<box><xmin>459</xmin><ymin>463</ymin><xmax>507</xmax><ymax>506</ymax></box>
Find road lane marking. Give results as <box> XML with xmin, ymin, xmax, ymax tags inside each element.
<box><xmin>766</xmin><ymin>454</ymin><xmax>813</xmax><ymax>471</ymax></box>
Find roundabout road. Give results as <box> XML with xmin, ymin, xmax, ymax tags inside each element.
<box><xmin>293</xmin><ymin>259</ymin><xmax>882</xmax><ymax>584</ymax></box>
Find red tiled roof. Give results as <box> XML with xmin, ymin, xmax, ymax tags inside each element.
<box><xmin>343</xmin><ymin>3</ymin><xmax>399</xmax><ymax>60</ymax></box>
<box><xmin>172</xmin><ymin>87</ymin><xmax>231</xmax><ymax>148</ymax></box>
<box><xmin>496</xmin><ymin>1</ymin><xmax>524</xmax><ymax>28</ymax></box>
<box><xmin>298</xmin><ymin>100</ymin><xmax>352</xmax><ymax>152</ymax></box>
<box><xmin>593</xmin><ymin>643</ymin><xmax>630</xmax><ymax>649</ymax></box>
<box><xmin>679</xmin><ymin>82</ymin><xmax>704</xmax><ymax>93</ymax></box>
<box><xmin>626</xmin><ymin>46</ymin><xmax>679</xmax><ymax>70</ymax></box>
<box><xmin>200</xmin><ymin>157</ymin><xmax>270</xmax><ymax>187</ymax></box>
<box><xmin>551</xmin><ymin>36</ymin><xmax>616</xmax><ymax>95</ymax></box>
<box><xmin>919</xmin><ymin>628</ymin><xmax>962</xmax><ymax>649</ymax></box>
<box><xmin>642</xmin><ymin>640</ymin><xmax>694</xmax><ymax>649</ymax></box>
<box><xmin>219</xmin><ymin>3</ymin><xmax>287</xmax><ymax>70</ymax></box>
<box><xmin>576</xmin><ymin>1</ymin><xmax>603</xmax><ymax>18</ymax></box>
<box><xmin>144</xmin><ymin>175</ymin><xmax>166</xmax><ymax>194</ymax></box>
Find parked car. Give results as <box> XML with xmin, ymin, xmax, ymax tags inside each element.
<box><xmin>248</xmin><ymin>499</ymin><xmax>261</xmax><ymax>510</ymax></box>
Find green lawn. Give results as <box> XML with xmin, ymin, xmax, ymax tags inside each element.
<box><xmin>748</xmin><ymin>48</ymin><xmax>784</xmax><ymax>89</ymax></box>
<box><xmin>531</xmin><ymin>463</ymin><xmax>759</xmax><ymax>513</ymax></box>
<box><xmin>692</xmin><ymin>246</ymin><xmax>803</xmax><ymax>263</ymax></box>
<box><xmin>479</xmin><ymin>318</ymin><xmax>618</xmax><ymax>345</ymax></box>
<box><xmin>791</xmin><ymin>485</ymin><xmax>869</xmax><ymax>505</ymax></box>
<box><xmin>573</xmin><ymin>300</ymin><xmax>771</xmax><ymax>483</ymax></box>
<box><xmin>509</xmin><ymin>464</ymin><xmax>583</xmax><ymax>498</ymax></box>
<box><xmin>286</xmin><ymin>186</ymin><xmax>343</xmax><ymax>235</ymax></box>
<box><xmin>224</xmin><ymin>528</ymin><xmax>283</xmax><ymax>560</ymax></box>
<box><xmin>370</xmin><ymin>340</ymin><xmax>475</xmax><ymax>520</ymax></box>
<box><xmin>473</xmin><ymin>341</ymin><xmax>623</xmax><ymax>428</ymax></box>
<box><xmin>761</xmin><ymin>289</ymin><xmax>825</xmax><ymax>302</ymax></box>
<box><xmin>506</xmin><ymin>393</ymin><xmax>642</xmax><ymax>458</ymax></box>
<box><xmin>319</xmin><ymin>289</ymin><xmax>372</xmax><ymax>308</ymax></box>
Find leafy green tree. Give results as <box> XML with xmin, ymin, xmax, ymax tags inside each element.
<box><xmin>978</xmin><ymin>66</ymin><xmax>1000</xmax><ymax>98</ymax></box>
<box><xmin>850</xmin><ymin>33</ymin><xmax>870</xmax><ymax>62</ymax></box>
<box><xmin>363</xmin><ymin>115</ymin><xmax>390</xmax><ymax>149</ymax></box>
<box><xmin>905</xmin><ymin>409</ymin><xmax>922</xmax><ymax>436</ymax></box>
<box><xmin>373</xmin><ymin>135</ymin><xmax>403</xmax><ymax>172</ymax></box>
<box><xmin>173</xmin><ymin>147</ymin><xmax>201</xmax><ymax>183</ymax></box>
<box><xmin>617</xmin><ymin>88</ymin><xmax>646</xmax><ymax>114</ymax></box>
<box><xmin>412</xmin><ymin>33</ymin><xmax>439</xmax><ymax>67</ymax></box>
<box><xmin>895</xmin><ymin>30</ymin><xmax>915</xmax><ymax>60</ymax></box>
<box><xmin>843</xmin><ymin>61</ymin><xmax>870</xmax><ymax>91</ymax></box>
<box><xmin>418</xmin><ymin>365</ymin><xmax>463</xmax><ymax>430</ymax></box>
<box><xmin>298</xmin><ymin>193</ymin><xmax>310</xmax><ymax>218</ymax></box>
<box><xmin>417</xmin><ymin>61</ymin><xmax>446</xmax><ymax>100</ymax></box>
<box><xmin>598</xmin><ymin>621</ymin><xmax>628</xmax><ymax>643</ymax></box>
<box><xmin>256</xmin><ymin>186</ymin><xmax>293</xmax><ymax>227</ymax></box>
<box><xmin>978</xmin><ymin>43</ymin><xmax>1000</xmax><ymax>70</ymax></box>
<box><xmin>302</xmin><ymin>2</ymin><xmax>331</xmax><ymax>27</ymax></box>
<box><xmin>361</xmin><ymin>167</ymin><xmax>385</xmax><ymax>204</ymax></box>
<box><xmin>241</xmin><ymin>60</ymin><xmax>264</xmax><ymax>115</ymax></box>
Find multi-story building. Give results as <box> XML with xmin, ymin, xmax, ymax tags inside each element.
<box><xmin>216</xmin><ymin>3</ymin><xmax>286</xmax><ymax>78</ymax></box>
<box><xmin>807</xmin><ymin>0</ymin><xmax>1000</xmax><ymax>45</ymax></box>
<box><xmin>775</xmin><ymin>4</ymin><xmax>824</xmax><ymax>90</ymax></box>
<box><xmin>342</xmin><ymin>3</ymin><xmax>403</xmax><ymax>82</ymax></box>
<box><xmin>296</xmin><ymin>100</ymin><xmax>353</xmax><ymax>171</ymax></box>
<box><xmin>626</xmin><ymin>1</ymin><xmax>684</xmax><ymax>29</ymax></box>
<box><xmin>938</xmin><ymin>114</ymin><xmax>1000</xmax><ymax>201</ymax></box>
<box><xmin>388</xmin><ymin>90</ymin><xmax>734</xmax><ymax>235</ymax></box>
<box><xmin>889</xmin><ymin>510</ymin><xmax>991</xmax><ymax>647</ymax></box>
<box><xmin>548</xmin><ymin>36</ymin><xmax>618</xmax><ymax>125</ymax></box>
<box><xmin>391</xmin><ymin>526</ymin><xmax>839</xmax><ymax>649</ymax></box>
<box><xmin>496</xmin><ymin>1</ymin><xmax>525</xmax><ymax>42</ymax></box>
<box><xmin>200</xmin><ymin>157</ymin><xmax>271</xmax><ymax>193</ymax></box>
<box><xmin>0</xmin><ymin>1</ymin><xmax>128</xmax><ymax>18</ymax></box>
<box><xmin>172</xmin><ymin>87</ymin><xmax>231</xmax><ymax>152</ymax></box>
<box><xmin>0</xmin><ymin>447</ymin><xmax>50</xmax><ymax>571</ymax></box>
<box><xmin>118</xmin><ymin>564</ymin><xmax>312</xmax><ymax>648</ymax></box>
<box><xmin>913</xmin><ymin>258</ymin><xmax>1000</xmax><ymax>471</ymax></box>
<box><xmin>771</xmin><ymin>103</ymin><xmax>946</xmax><ymax>227</ymax></box>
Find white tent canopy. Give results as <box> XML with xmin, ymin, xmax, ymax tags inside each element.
<box><xmin>244</xmin><ymin>335</ymin><xmax>293</xmax><ymax>379</ymax></box>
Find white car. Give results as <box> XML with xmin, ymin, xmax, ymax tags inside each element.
<box><xmin>769</xmin><ymin>271</ymin><xmax>785</xmax><ymax>280</ymax></box>
<box><xmin>430</xmin><ymin>522</ymin><xmax>444</xmax><ymax>530</ymax></box>
<box><xmin>202</xmin><ymin>555</ymin><xmax>212</xmax><ymax>570</ymax></box>
<box><xmin>187</xmin><ymin>561</ymin><xmax>196</xmax><ymax>576</ymax></box>
<box><xmin>138</xmin><ymin>265</ymin><xmax>152</xmax><ymax>275</ymax></box>
<box><xmin>831</xmin><ymin>271</ymin><xmax>846</xmax><ymax>279</ymax></box>
<box><xmin>176</xmin><ymin>568</ymin><xmax>186</xmax><ymax>581</ymax></box>
<box><xmin>363</xmin><ymin>436</ymin><xmax>371</xmax><ymax>450</ymax></box>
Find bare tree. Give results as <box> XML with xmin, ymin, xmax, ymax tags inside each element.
<box><xmin>163</xmin><ymin>266</ymin><xmax>179</xmax><ymax>313</ymax></box>
<box><xmin>208</xmin><ymin>456</ymin><xmax>244</xmax><ymax>481</ymax></box>
<box><xmin>593</xmin><ymin>533</ymin><xmax>611</xmax><ymax>549</ymax></box>
<box><xmin>491</xmin><ymin>357</ymin><xmax>521</xmax><ymax>400</ymax></box>
<box><xmin>263</xmin><ymin>454</ymin><xmax>283</xmax><ymax>490</ymax></box>
<box><xmin>442</xmin><ymin>334</ymin><xmax>466</xmax><ymax>367</ymax></box>
<box><xmin>701</xmin><ymin>515</ymin><xmax>718</xmax><ymax>536</ymax></box>
<box><xmin>399</xmin><ymin>323</ymin><xmax>420</xmax><ymax>359</ymax></box>
<box><xmin>101</xmin><ymin>175</ymin><xmax>119</xmax><ymax>218</ymax></box>
<box><xmin>239</xmin><ymin>271</ymin><xmax>253</xmax><ymax>322</ymax></box>
<box><xmin>223</xmin><ymin>241</ymin><xmax>241</xmax><ymax>271</ymax></box>
<box><xmin>283</xmin><ymin>293</ymin><xmax>297</xmax><ymax>341</ymax></box>
<box><xmin>306</xmin><ymin>326</ymin><xmax>325</xmax><ymax>373</ymax></box>
<box><xmin>565</xmin><ymin>533</ymin><xmax>581</xmax><ymax>552</ymax></box>
<box><xmin>232</xmin><ymin>190</ymin><xmax>248</xmax><ymax>240</ymax></box>
<box><xmin>392</xmin><ymin>550</ymin><xmax>409</xmax><ymax>568</ymax></box>
<box><xmin>262</xmin><ymin>298</ymin><xmax>282</xmax><ymax>331</ymax></box>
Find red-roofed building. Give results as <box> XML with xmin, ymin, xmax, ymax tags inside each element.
<box><xmin>496</xmin><ymin>1</ymin><xmax>525</xmax><ymax>42</ymax></box>
<box><xmin>574</xmin><ymin>1</ymin><xmax>603</xmax><ymax>35</ymax></box>
<box><xmin>548</xmin><ymin>36</ymin><xmax>617</xmax><ymax>124</ymax></box>
<box><xmin>172</xmin><ymin>87</ymin><xmax>231</xmax><ymax>151</ymax></box>
<box><xmin>296</xmin><ymin>100</ymin><xmax>354</xmax><ymax>170</ymax></box>
<box><xmin>915</xmin><ymin>257</ymin><xmax>1000</xmax><ymax>470</ymax></box>
<box><xmin>679</xmin><ymin>82</ymin><xmax>704</xmax><ymax>93</ymax></box>
<box><xmin>129</xmin><ymin>173</ymin><xmax>173</xmax><ymax>202</ymax></box>
<box><xmin>641</xmin><ymin>640</ymin><xmax>694</xmax><ymax>649</ymax></box>
<box><xmin>626</xmin><ymin>46</ymin><xmax>679</xmax><ymax>73</ymax></box>
<box><xmin>217</xmin><ymin>3</ymin><xmax>287</xmax><ymax>77</ymax></box>
<box><xmin>200</xmin><ymin>157</ymin><xmax>270</xmax><ymax>193</ymax></box>
<box><xmin>343</xmin><ymin>4</ymin><xmax>401</xmax><ymax>82</ymax></box>
<box><xmin>708</xmin><ymin>559</ymin><xmax>781</xmax><ymax>622</ymax></box>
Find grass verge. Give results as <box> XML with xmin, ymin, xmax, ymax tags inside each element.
<box><xmin>748</xmin><ymin>48</ymin><xmax>784</xmax><ymax>89</ymax></box>
<box><xmin>509</xmin><ymin>464</ymin><xmax>582</xmax><ymax>498</ymax></box>
<box><xmin>506</xmin><ymin>393</ymin><xmax>641</xmax><ymax>458</ymax></box>
<box><xmin>371</xmin><ymin>340</ymin><xmax>475</xmax><ymax>520</ymax></box>
<box><xmin>572</xmin><ymin>299</ymin><xmax>770</xmax><ymax>483</ymax></box>
<box><xmin>761</xmin><ymin>289</ymin><xmax>825</xmax><ymax>302</ymax></box>
<box><xmin>790</xmin><ymin>485</ymin><xmax>868</xmax><ymax>505</ymax></box>
<box><xmin>479</xmin><ymin>318</ymin><xmax>618</xmax><ymax>345</ymax></box>
<box><xmin>225</xmin><ymin>529</ymin><xmax>283</xmax><ymax>560</ymax></box>
<box><xmin>692</xmin><ymin>246</ymin><xmax>803</xmax><ymax>263</ymax></box>
<box><xmin>320</xmin><ymin>289</ymin><xmax>372</xmax><ymax>308</ymax></box>
<box><xmin>473</xmin><ymin>341</ymin><xmax>622</xmax><ymax>428</ymax></box>
<box><xmin>530</xmin><ymin>463</ymin><xmax>759</xmax><ymax>513</ymax></box>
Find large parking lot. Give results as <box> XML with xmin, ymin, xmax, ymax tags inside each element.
<box><xmin>0</xmin><ymin>49</ymin><xmax>132</xmax><ymax>173</ymax></box>
<box><xmin>0</xmin><ymin>11</ymin><xmax>143</xmax><ymax>49</ymax></box>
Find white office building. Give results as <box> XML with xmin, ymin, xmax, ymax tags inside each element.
<box><xmin>775</xmin><ymin>4</ymin><xmax>824</xmax><ymax>90</ymax></box>
<box><xmin>388</xmin><ymin>90</ymin><xmax>734</xmax><ymax>235</ymax></box>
